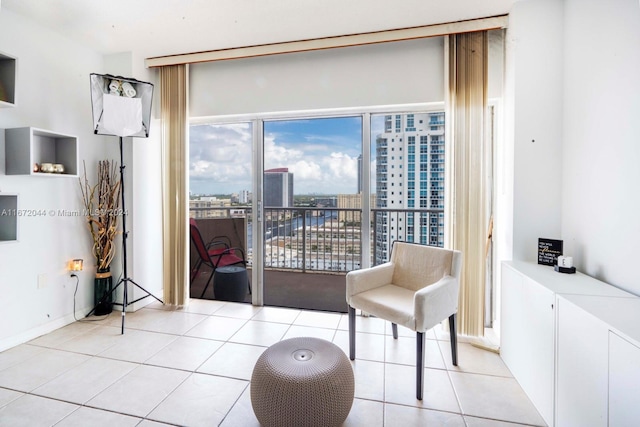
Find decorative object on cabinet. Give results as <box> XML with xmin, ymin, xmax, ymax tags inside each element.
<box><xmin>0</xmin><ymin>194</ymin><xmax>18</xmax><ymax>243</ymax></box>
<box><xmin>4</xmin><ymin>127</ymin><xmax>78</xmax><ymax>176</ymax></box>
<box><xmin>554</xmin><ymin>265</ymin><xmax>576</xmax><ymax>274</ymax></box>
<box><xmin>0</xmin><ymin>51</ymin><xmax>16</xmax><ymax>107</ymax></box>
<box><xmin>555</xmin><ymin>255</ymin><xmax>575</xmax><ymax>273</ymax></box>
<box><xmin>87</xmin><ymin>73</ymin><xmax>162</xmax><ymax>331</ymax></box>
<box><xmin>537</xmin><ymin>237</ymin><xmax>563</xmax><ymax>266</ymax></box>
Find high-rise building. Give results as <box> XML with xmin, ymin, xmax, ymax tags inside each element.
<box><xmin>375</xmin><ymin>112</ymin><xmax>445</xmax><ymax>263</ymax></box>
<box><xmin>264</xmin><ymin>168</ymin><xmax>294</xmax><ymax>207</ymax></box>
<box><xmin>239</xmin><ymin>190</ymin><xmax>251</xmax><ymax>204</ymax></box>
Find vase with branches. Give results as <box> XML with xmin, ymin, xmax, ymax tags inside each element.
<box><xmin>79</xmin><ymin>160</ymin><xmax>121</xmax><ymax>315</ymax></box>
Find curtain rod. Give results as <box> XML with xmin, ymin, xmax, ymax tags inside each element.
<box><xmin>145</xmin><ymin>15</ymin><xmax>507</xmax><ymax>68</ymax></box>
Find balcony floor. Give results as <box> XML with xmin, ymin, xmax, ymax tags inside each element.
<box><xmin>191</xmin><ymin>268</ymin><xmax>349</xmax><ymax>313</ymax></box>
<box><xmin>0</xmin><ymin>300</ymin><xmax>546</xmax><ymax>426</ymax></box>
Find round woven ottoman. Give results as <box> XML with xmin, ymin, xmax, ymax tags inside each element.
<box><xmin>250</xmin><ymin>337</ymin><xmax>354</xmax><ymax>427</ymax></box>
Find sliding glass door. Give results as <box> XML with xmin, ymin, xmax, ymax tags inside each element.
<box><xmin>188</xmin><ymin>122</ymin><xmax>254</xmax><ymax>301</ymax></box>
<box><xmin>261</xmin><ymin>116</ymin><xmax>362</xmax><ymax>312</ymax></box>
<box><xmin>188</xmin><ymin>105</ymin><xmax>455</xmax><ymax>314</ymax></box>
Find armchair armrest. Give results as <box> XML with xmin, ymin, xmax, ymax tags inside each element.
<box><xmin>414</xmin><ymin>275</ymin><xmax>459</xmax><ymax>332</ymax></box>
<box><xmin>346</xmin><ymin>262</ymin><xmax>395</xmax><ymax>305</ymax></box>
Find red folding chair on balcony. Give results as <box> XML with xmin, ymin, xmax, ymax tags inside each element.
<box><xmin>189</xmin><ymin>218</ymin><xmax>248</xmax><ymax>299</ymax></box>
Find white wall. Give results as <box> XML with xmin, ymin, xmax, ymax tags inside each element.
<box><xmin>507</xmin><ymin>0</ymin><xmax>640</xmax><ymax>296</ymax></box>
<box><xmin>561</xmin><ymin>0</ymin><xmax>640</xmax><ymax>294</ymax></box>
<box><xmin>130</xmin><ymin>54</ymin><xmax>163</xmax><ymax>310</ymax></box>
<box><xmin>0</xmin><ymin>10</ymin><xmax>108</xmax><ymax>350</ymax></box>
<box><xmin>507</xmin><ymin>0</ymin><xmax>565</xmax><ymax>265</ymax></box>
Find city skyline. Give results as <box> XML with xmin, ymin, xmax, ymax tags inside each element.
<box><xmin>190</xmin><ymin>117</ymin><xmax>366</xmax><ymax>196</ymax></box>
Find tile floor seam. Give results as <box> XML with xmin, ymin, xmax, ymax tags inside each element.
<box><xmin>217</xmin><ymin>381</ymin><xmax>251</xmax><ymax>427</ymax></box>
<box><xmin>136</xmin><ymin>370</ymin><xmax>197</xmax><ymax>424</ymax></box>
<box><xmin>384</xmin><ymin>401</ymin><xmax>472</xmax><ymax>418</ymax></box>
<box><xmin>13</xmin><ymin>391</ymin><xmax>150</xmax><ymax>422</ymax></box>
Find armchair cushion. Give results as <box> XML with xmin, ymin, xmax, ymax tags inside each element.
<box><xmin>349</xmin><ymin>284</ymin><xmax>415</xmax><ymax>330</ymax></box>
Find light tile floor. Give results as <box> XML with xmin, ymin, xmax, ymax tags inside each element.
<box><xmin>0</xmin><ymin>300</ymin><xmax>546</xmax><ymax>426</ymax></box>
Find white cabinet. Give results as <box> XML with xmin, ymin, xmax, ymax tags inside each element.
<box><xmin>556</xmin><ymin>297</ymin><xmax>609</xmax><ymax>427</ymax></box>
<box><xmin>555</xmin><ymin>295</ymin><xmax>640</xmax><ymax>427</ymax></box>
<box><xmin>501</xmin><ymin>264</ymin><xmax>556</xmax><ymax>425</ymax></box>
<box><xmin>501</xmin><ymin>261</ymin><xmax>635</xmax><ymax>427</ymax></box>
<box><xmin>0</xmin><ymin>194</ymin><xmax>18</xmax><ymax>243</ymax></box>
<box><xmin>0</xmin><ymin>52</ymin><xmax>16</xmax><ymax>107</ymax></box>
<box><xmin>4</xmin><ymin>127</ymin><xmax>78</xmax><ymax>177</ymax></box>
<box><xmin>609</xmin><ymin>332</ymin><xmax>640</xmax><ymax>425</ymax></box>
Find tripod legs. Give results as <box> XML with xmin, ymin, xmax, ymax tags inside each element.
<box><xmin>85</xmin><ymin>136</ymin><xmax>164</xmax><ymax>332</ymax></box>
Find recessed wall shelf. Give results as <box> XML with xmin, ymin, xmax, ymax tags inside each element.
<box><xmin>0</xmin><ymin>194</ymin><xmax>18</xmax><ymax>243</ymax></box>
<box><xmin>0</xmin><ymin>52</ymin><xmax>16</xmax><ymax>108</ymax></box>
<box><xmin>4</xmin><ymin>127</ymin><xmax>78</xmax><ymax>177</ymax></box>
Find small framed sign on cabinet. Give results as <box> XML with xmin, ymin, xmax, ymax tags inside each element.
<box><xmin>538</xmin><ymin>238</ymin><xmax>563</xmax><ymax>266</ymax></box>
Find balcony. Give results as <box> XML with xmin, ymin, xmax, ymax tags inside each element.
<box><xmin>190</xmin><ymin>206</ymin><xmax>444</xmax><ymax>312</ymax></box>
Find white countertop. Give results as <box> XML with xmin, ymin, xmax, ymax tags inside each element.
<box><xmin>559</xmin><ymin>293</ymin><xmax>640</xmax><ymax>346</ymax></box>
<box><xmin>504</xmin><ymin>260</ymin><xmax>635</xmax><ymax>297</ymax></box>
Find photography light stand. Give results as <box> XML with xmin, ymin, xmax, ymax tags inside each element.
<box><xmin>88</xmin><ymin>73</ymin><xmax>163</xmax><ymax>334</ymax></box>
<box><xmin>111</xmin><ymin>136</ymin><xmax>163</xmax><ymax>333</ymax></box>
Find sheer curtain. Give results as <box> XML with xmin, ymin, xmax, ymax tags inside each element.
<box><xmin>160</xmin><ymin>64</ymin><xmax>189</xmax><ymax>306</ymax></box>
<box><xmin>448</xmin><ymin>31</ymin><xmax>490</xmax><ymax>337</ymax></box>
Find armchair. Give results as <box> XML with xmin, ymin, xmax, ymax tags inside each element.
<box><xmin>346</xmin><ymin>241</ymin><xmax>462</xmax><ymax>400</ymax></box>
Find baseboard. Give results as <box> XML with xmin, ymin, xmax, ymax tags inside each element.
<box><xmin>0</xmin><ymin>308</ymin><xmax>90</xmax><ymax>353</ymax></box>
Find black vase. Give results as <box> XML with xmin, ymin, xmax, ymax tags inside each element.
<box><xmin>94</xmin><ymin>268</ymin><xmax>113</xmax><ymax>315</ymax></box>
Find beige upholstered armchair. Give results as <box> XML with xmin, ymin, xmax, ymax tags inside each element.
<box><xmin>346</xmin><ymin>241</ymin><xmax>463</xmax><ymax>400</ymax></box>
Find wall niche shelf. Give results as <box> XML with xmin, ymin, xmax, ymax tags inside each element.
<box><xmin>4</xmin><ymin>127</ymin><xmax>78</xmax><ymax>177</ymax></box>
<box><xmin>0</xmin><ymin>194</ymin><xmax>18</xmax><ymax>243</ymax></box>
<box><xmin>0</xmin><ymin>52</ymin><xmax>17</xmax><ymax>107</ymax></box>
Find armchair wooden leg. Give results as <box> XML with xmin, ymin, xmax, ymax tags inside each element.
<box><xmin>417</xmin><ymin>331</ymin><xmax>425</xmax><ymax>400</ymax></box>
<box><xmin>392</xmin><ymin>323</ymin><xmax>398</xmax><ymax>339</ymax></box>
<box><xmin>449</xmin><ymin>313</ymin><xmax>458</xmax><ymax>366</ymax></box>
<box><xmin>348</xmin><ymin>306</ymin><xmax>356</xmax><ymax>360</ymax></box>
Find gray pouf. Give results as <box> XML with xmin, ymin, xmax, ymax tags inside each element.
<box><xmin>250</xmin><ymin>337</ymin><xmax>355</xmax><ymax>427</ymax></box>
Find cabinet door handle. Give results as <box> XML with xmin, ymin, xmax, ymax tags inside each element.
<box><xmin>551</xmin><ymin>303</ymin><xmax>554</xmax><ymax>310</ymax></box>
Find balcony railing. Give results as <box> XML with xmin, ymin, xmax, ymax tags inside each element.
<box><xmin>190</xmin><ymin>205</ymin><xmax>445</xmax><ymax>273</ymax></box>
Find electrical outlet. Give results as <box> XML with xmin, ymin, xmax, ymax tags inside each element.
<box><xmin>37</xmin><ymin>273</ymin><xmax>47</xmax><ymax>289</ymax></box>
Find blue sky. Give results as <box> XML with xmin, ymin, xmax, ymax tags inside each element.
<box><xmin>190</xmin><ymin>116</ymin><xmax>368</xmax><ymax>195</ymax></box>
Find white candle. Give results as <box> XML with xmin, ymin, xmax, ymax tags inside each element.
<box><xmin>558</xmin><ymin>256</ymin><xmax>573</xmax><ymax>268</ymax></box>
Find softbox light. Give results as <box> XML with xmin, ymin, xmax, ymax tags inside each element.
<box><xmin>90</xmin><ymin>73</ymin><xmax>154</xmax><ymax>138</ymax></box>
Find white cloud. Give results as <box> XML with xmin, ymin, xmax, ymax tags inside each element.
<box><xmin>190</xmin><ymin>125</ymin><xmax>360</xmax><ymax>195</ymax></box>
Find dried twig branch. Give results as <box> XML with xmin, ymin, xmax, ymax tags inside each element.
<box><xmin>79</xmin><ymin>160</ymin><xmax>121</xmax><ymax>271</ymax></box>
